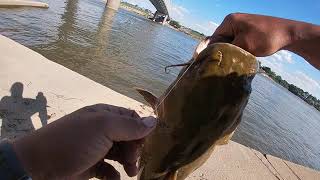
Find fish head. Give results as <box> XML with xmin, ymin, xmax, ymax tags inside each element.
<box><xmin>194</xmin><ymin>42</ymin><xmax>258</xmax><ymax>78</ymax></box>
<box><xmin>172</xmin><ymin>43</ymin><xmax>259</xmax><ymax>136</ymax></box>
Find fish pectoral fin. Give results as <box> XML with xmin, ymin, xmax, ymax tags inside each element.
<box><xmin>164</xmin><ymin>171</ymin><xmax>178</xmax><ymax>180</ymax></box>
<box><xmin>135</xmin><ymin>88</ymin><xmax>158</xmax><ymax>109</ymax></box>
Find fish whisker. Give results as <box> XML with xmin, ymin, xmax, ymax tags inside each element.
<box><xmin>165</xmin><ymin>63</ymin><xmax>191</xmax><ymax>73</ymax></box>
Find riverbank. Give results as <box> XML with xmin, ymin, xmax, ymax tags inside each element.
<box><xmin>1</xmin><ymin>35</ymin><xmax>319</xmax><ymax>179</ymax></box>
<box><xmin>120</xmin><ymin>2</ymin><xmax>151</xmax><ymax>18</ymax></box>
<box><xmin>119</xmin><ymin>3</ymin><xmax>205</xmax><ymax>41</ymax></box>
<box><xmin>261</xmin><ymin>66</ymin><xmax>320</xmax><ymax>112</ymax></box>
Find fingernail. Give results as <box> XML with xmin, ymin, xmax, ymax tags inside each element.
<box><xmin>141</xmin><ymin>116</ymin><xmax>157</xmax><ymax>128</ymax></box>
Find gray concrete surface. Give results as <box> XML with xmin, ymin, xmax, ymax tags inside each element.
<box><xmin>265</xmin><ymin>154</ymin><xmax>320</xmax><ymax>180</ymax></box>
<box><xmin>0</xmin><ymin>0</ymin><xmax>48</xmax><ymax>8</ymax></box>
<box><xmin>1</xmin><ymin>35</ymin><xmax>319</xmax><ymax>179</ymax></box>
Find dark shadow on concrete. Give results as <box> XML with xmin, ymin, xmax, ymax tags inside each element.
<box><xmin>0</xmin><ymin>82</ymin><xmax>48</xmax><ymax>140</ymax></box>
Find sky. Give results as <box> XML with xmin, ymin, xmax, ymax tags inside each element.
<box><xmin>123</xmin><ymin>0</ymin><xmax>320</xmax><ymax>99</ymax></box>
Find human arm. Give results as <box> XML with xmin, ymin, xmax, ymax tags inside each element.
<box><xmin>36</xmin><ymin>92</ymin><xmax>48</xmax><ymax>126</ymax></box>
<box><xmin>196</xmin><ymin>13</ymin><xmax>320</xmax><ymax>69</ymax></box>
<box><xmin>283</xmin><ymin>21</ymin><xmax>320</xmax><ymax>69</ymax></box>
<box><xmin>6</xmin><ymin>104</ymin><xmax>156</xmax><ymax>180</ymax></box>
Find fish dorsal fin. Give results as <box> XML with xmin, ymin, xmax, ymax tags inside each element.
<box><xmin>136</xmin><ymin>88</ymin><xmax>158</xmax><ymax>109</ymax></box>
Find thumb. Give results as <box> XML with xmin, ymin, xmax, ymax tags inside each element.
<box><xmin>105</xmin><ymin>116</ymin><xmax>157</xmax><ymax>142</ymax></box>
<box><xmin>193</xmin><ymin>38</ymin><xmax>210</xmax><ymax>59</ymax></box>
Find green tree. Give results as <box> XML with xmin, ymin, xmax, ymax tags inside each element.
<box><xmin>274</xmin><ymin>75</ymin><xmax>282</xmax><ymax>83</ymax></box>
<box><xmin>261</xmin><ymin>65</ymin><xmax>320</xmax><ymax>112</ymax></box>
<box><xmin>261</xmin><ymin>66</ymin><xmax>272</xmax><ymax>74</ymax></box>
<box><xmin>169</xmin><ymin>20</ymin><xmax>181</xmax><ymax>29</ymax></box>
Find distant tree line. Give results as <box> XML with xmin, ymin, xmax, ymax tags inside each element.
<box><xmin>261</xmin><ymin>66</ymin><xmax>320</xmax><ymax>111</ymax></box>
<box><xmin>120</xmin><ymin>1</ymin><xmax>152</xmax><ymax>15</ymax></box>
<box><xmin>168</xmin><ymin>19</ymin><xmax>205</xmax><ymax>40</ymax></box>
<box><xmin>121</xmin><ymin>1</ymin><xmax>205</xmax><ymax>40</ymax></box>
<box><xmin>190</xmin><ymin>29</ymin><xmax>205</xmax><ymax>37</ymax></box>
<box><xmin>169</xmin><ymin>20</ymin><xmax>181</xmax><ymax>29</ymax></box>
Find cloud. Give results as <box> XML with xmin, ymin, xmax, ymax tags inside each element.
<box><xmin>170</xmin><ymin>4</ymin><xmax>190</xmax><ymax>21</ymax></box>
<box><xmin>209</xmin><ymin>21</ymin><xmax>219</xmax><ymax>27</ymax></box>
<box><xmin>273</xmin><ymin>50</ymin><xmax>294</xmax><ymax>64</ymax></box>
<box><xmin>192</xmin><ymin>21</ymin><xmax>219</xmax><ymax>35</ymax></box>
<box><xmin>168</xmin><ymin>3</ymin><xmax>219</xmax><ymax>36</ymax></box>
<box><xmin>174</xmin><ymin>5</ymin><xmax>189</xmax><ymax>14</ymax></box>
<box><xmin>124</xmin><ymin>0</ymin><xmax>219</xmax><ymax>35</ymax></box>
<box><xmin>286</xmin><ymin>71</ymin><xmax>320</xmax><ymax>98</ymax></box>
<box><xmin>259</xmin><ymin>50</ymin><xmax>294</xmax><ymax>75</ymax></box>
<box><xmin>195</xmin><ymin>23</ymin><xmax>207</xmax><ymax>31</ymax></box>
<box><xmin>296</xmin><ymin>71</ymin><xmax>320</xmax><ymax>89</ymax></box>
<box><xmin>208</xmin><ymin>21</ymin><xmax>219</xmax><ymax>33</ymax></box>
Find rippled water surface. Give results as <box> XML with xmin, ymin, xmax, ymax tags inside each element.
<box><xmin>1</xmin><ymin>0</ymin><xmax>320</xmax><ymax>170</ymax></box>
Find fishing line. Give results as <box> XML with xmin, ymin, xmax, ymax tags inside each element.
<box><xmin>149</xmin><ymin>38</ymin><xmax>212</xmax><ymax>115</ymax></box>
<box><xmin>150</xmin><ymin>57</ymin><xmax>197</xmax><ymax>116</ymax></box>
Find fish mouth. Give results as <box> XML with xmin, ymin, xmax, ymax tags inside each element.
<box><xmin>165</xmin><ymin>43</ymin><xmax>259</xmax><ymax>84</ymax></box>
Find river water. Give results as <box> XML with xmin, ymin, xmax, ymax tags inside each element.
<box><xmin>1</xmin><ymin>0</ymin><xmax>320</xmax><ymax>170</ymax></box>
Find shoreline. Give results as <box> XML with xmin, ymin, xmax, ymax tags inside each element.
<box><xmin>263</xmin><ymin>74</ymin><xmax>320</xmax><ymax>113</ymax></box>
<box><xmin>119</xmin><ymin>5</ymin><xmax>205</xmax><ymax>41</ymax></box>
<box><xmin>260</xmin><ymin>68</ymin><xmax>320</xmax><ymax>112</ymax></box>
<box><xmin>1</xmin><ymin>35</ymin><xmax>319</xmax><ymax>179</ymax></box>
<box><xmin>120</xmin><ymin>5</ymin><xmax>149</xmax><ymax>18</ymax></box>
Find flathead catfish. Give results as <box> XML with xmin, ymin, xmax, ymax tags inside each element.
<box><xmin>137</xmin><ymin>43</ymin><xmax>258</xmax><ymax>180</ymax></box>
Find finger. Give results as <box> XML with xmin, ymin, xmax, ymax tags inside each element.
<box><xmin>122</xmin><ymin>140</ymin><xmax>144</xmax><ymax>164</ymax></box>
<box><xmin>94</xmin><ymin>161</ymin><xmax>120</xmax><ymax>180</ymax></box>
<box><xmin>209</xmin><ymin>14</ymin><xmax>236</xmax><ymax>45</ymax></box>
<box><xmin>193</xmin><ymin>38</ymin><xmax>211</xmax><ymax>59</ymax></box>
<box><xmin>209</xmin><ymin>35</ymin><xmax>234</xmax><ymax>45</ymax></box>
<box><xmin>107</xmin><ymin>140</ymin><xmax>142</xmax><ymax>161</ymax></box>
<box><xmin>104</xmin><ymin>105</ymin><xmax>139</xmax><ymax>117</ymax></box>
<box><xmin>123</xmin><ymin>162</ymin><xmax>138</xmax><ymax>177</ymax></box>
<box><xmin>104</xmin><ymin>116</ymin><xmax>157</xmax><ymax>142</ymax></box>
<box><xmin>86</xmin><ymin>104</ymin><xmax>141</xmax><ymax>118</ymax></box>
<box><xmin>106</xmin><ymin>139</ymin><xmax>144</xmax><ymax>162</ymax></box>
<box><xmin>212</xmin><ymin>14</ymin><xmax>235</xmax><ymax>37</ymax></box>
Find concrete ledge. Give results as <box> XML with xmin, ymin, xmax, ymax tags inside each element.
<box><xmin>0</xmin><ymin>35</ymin><xmax>152</xmax><ymax>129</ymax></box>
<box><xmin>0</xmin><ymin>35</ymin><xmax>319</xmax><ymax>179</ymax></box>
<box><xmin>0</xmin><ymin>0</ymin><xmax>48</xmax><ymax>8</ymax></box>
<box><xmin>266</xmin><ymin>155</ymin><xmax>320</xmax><ymax>180</ymax></box>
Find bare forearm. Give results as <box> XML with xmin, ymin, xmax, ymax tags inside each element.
<box><xmin>209</xmin><ymin>13</ymin><xmax>320</xmax><ymax>70</ymax></box>
<box><xmin>284</xmin><ymin>21</ymin><xmax>320</xmax><ymax>69</ymax></box>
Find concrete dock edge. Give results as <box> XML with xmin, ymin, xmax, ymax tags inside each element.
<box><xmin>0</xmin><ymin>0</ymin><xmax>48</xmax><ymax>8</ymax></box>
<box><xmin>0</xmin><ymin>35</ymin><xmax>319</xmax><ymax>179</ymax></box>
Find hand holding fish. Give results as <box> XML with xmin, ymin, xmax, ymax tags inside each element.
<box><xmin>11</xmin><ymin>104</ymin><xmax>157</xmax><ymax>180</ymax></box>
<box><xmin>207</xmin><ymin>13</ymin><xmax>320</xmax><ymax>69</ymax></box>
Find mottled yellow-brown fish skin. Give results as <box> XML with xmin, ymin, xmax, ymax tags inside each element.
<box><xmin>137</xmin><ymin>43</ymin><xmax>258</xmax><ymax>180</ymax></box>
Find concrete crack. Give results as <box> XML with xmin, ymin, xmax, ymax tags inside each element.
<box><xmin>251</xmin><ymin>149</ymin><xmax>282</xmax><ymax>180</ymax></box>
<box><xmin>283</xmin><ymin>160</ymin><xmax>302</xmax><ymax>180</ymax></box>
<box><xmin>50</xmin><ymin>92</ymin><xmax>84</xmax><ymax>102</ymax></box>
